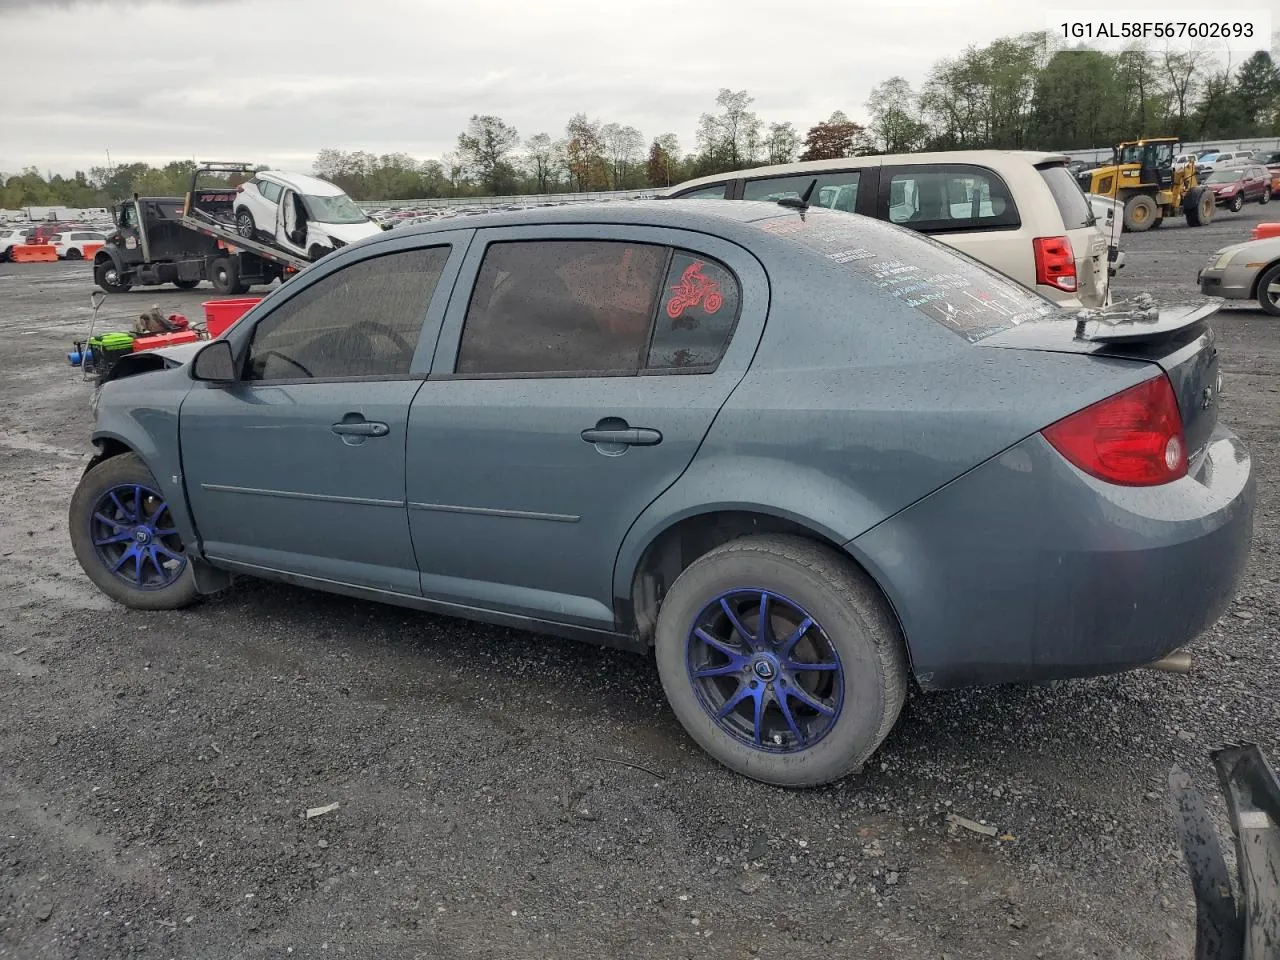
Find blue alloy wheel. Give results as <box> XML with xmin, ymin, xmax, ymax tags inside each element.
<box><xmin>686</xmin><ymin>589</ymin><xmax>844</xmax><ymax>752</ymax></box>
<box><xmin>89</xmin><ymin>483</ymin><xmax>187</xmax><ymax>590</ymax></box>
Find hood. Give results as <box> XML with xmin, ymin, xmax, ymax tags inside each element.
<box><xmin>139</xmin><ymin>341</ymin><xmax>204</xmax><ymax>365</ymax></box>
<box><xmin>1211</xmin><ymin>235</ymin><xmax>1280</xmax><ymax>262</ymax></box>
<box><xmin>1207</xmin><ymin>181</ymin><xmax>1240</xmax><ymax>192</ymax></box>
<box><xmin>315</xmin><ymin>220</ymin><xmax>383</xmax><ymax>244</ymax></box>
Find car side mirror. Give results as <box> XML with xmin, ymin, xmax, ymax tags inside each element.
<box><xmin>191</xmin><ymin>339</ymin><xmax>236</xmax><ymax>383</ymax></box>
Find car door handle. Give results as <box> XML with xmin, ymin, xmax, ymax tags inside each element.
<box><xmin>331</xmin><ymin>420</ymin><xmax>389</xmax><ymax>437</ymax></box>
<box><xmin>580</xmin><ymin>427</ymin><xmax>662</xmax><ymax>446</ymax></box>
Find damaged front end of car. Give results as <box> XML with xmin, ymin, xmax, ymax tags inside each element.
<box><xmin>1170</xmin><ymin>743</ymin><xmax>1280</xmax><ymax>960</ymax></box>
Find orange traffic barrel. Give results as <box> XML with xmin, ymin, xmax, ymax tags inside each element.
<box><xmin>11</xmin><ymin>244</ymin><xmax>58</xmax><ymax>263</ymax></box>
<box><xmin>1252</xmin><ymin>222</ymin><xmax>1280</xmax><ymax>240</ymax></box>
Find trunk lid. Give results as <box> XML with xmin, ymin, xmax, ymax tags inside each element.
<box><xmin>982</xmin><ymin>298</ymin><xmax>1223</xmax><ymax>462</ymax></box>
<box><xmin>1036</xmin><ymin>162</ymin><xmax>1110</xmax><ymax>308</ymax></box>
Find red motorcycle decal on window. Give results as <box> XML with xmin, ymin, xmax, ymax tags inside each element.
<box><xmin>666</xmin><ymin>260</ymin><xmax>724</xmax><ymax>319</ymax></box>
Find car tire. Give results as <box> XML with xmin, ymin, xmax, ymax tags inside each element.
<box><xmin>653</xmin><ymin>533</ymin><xmax>908</xmax><ymax>788</ymax></box>
<box><xmin>1256</xmin><ymin>262</ymin><xmax>1280</xmax><ymax>317</ymax></box>
<box><xmin>1123</xmin><ymin>194</ymin><xmax>1158</xmax><ymax>232</ymax></box>
<box><xmin>68</xmin><ymin>452</ymin><xmax>199</xmax><ymax>611</ymax></box>
<box><xmin>173</xmin><ymin>279</ymin><xmax>200</xmax><ymax>289</ymax></box>
<box><xmin>1261</xmin><ymin>186</ymin><xmax>1273</xmax><ymax>205</ymax></box>
<box><xmin>1229</xmin><ymin>193</ymin><xmax>1244</xmax><ymax>213</ymax></box>
<box><xmin>95</xmin><ymin>259</ymin><xmax>132</xmax><ymax>293</ymax></box>
<box><xmin>209</xmin><ymin>256</ymin><xmax>238</xmax><ymax>295</ymax></box>
<box><xmin>235</xmin><ymin>208</ymin><xmax>257</xmax><ymax>240</ymax></box>
<box><xmin>1184</xmin><ymin>187</ymin><xmax>1214</xmax><ymax>227</ymax></box>
<box><xmin>64</xmin><ymin>248</ymin><xmax>82</xmax><ymax>260</ymax></box>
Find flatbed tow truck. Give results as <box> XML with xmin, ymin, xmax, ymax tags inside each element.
<box><xmin>93</xmin><ymin>162</ymin><xmax>310</xmax><ymax>295</ymax></box>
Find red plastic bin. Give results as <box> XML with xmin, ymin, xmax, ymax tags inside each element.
<box><xmin>203</xmin><ymin>297</ymin><xmax>263</xmax><ymax>338</ymax></box>
<box><xmin>133</xmin><ymin>330</ymin><xmax>200</xmax><ymax>352</ymax></box>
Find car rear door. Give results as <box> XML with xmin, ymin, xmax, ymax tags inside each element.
<box><xmin>179</xmin><ymin>236</ymin><xmax>467</xmax><ymax>594</ymax></box>
<box><xmin>404</xmin><ymin>224</ymin><xmax>769</xmax><ymax>630</ymax></box>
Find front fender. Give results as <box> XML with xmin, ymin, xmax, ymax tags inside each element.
<box><xmin>612</xmin><ymin>453</ymin><xmax>884</xmax><ymax>602</ymax></box>
<box><xmin>93</xmin><ymin>244</ymin><xmax>126</xmax><ymax>274</ymax></box>
<box><xmin>88</xmin><ymin>366</ymin><xmax>200</xmax><ymax>553</ymax></box>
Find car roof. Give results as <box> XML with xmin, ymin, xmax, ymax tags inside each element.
<box><xmin>259</xmin><ymin>170</ymin><xmax>345</xmax><ymax>196</ymax></box>
<box><xmin>390</xmin><ymin>198</ymin><xmax>794</xmax><ymax>239</ymax></box>
<box><xmin>660</xmin><ymin>149</ymin><xmax>1070</xmax><ymax>195</ymax></box>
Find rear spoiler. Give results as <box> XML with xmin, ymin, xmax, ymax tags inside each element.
<box><xmin>1170</xmin><ymin>742</ymin><xmax>1280</xmax><ymax>959</ymax></box>
<box><xmin>1074</xmin><ymin>294</ymin><xmax>1222</xmax><ymax>344</ymax></box>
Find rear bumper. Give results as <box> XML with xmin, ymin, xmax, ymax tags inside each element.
<box><xmin>848</xmin><ymin>425</ymin><xmax>1254</xmax><ymax>689</ymax></box>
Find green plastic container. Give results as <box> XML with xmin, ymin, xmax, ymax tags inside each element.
<box><xmin>87</xmin><ymin>331</ymin><xmax>136</xmax><ymax>376</ymax></box>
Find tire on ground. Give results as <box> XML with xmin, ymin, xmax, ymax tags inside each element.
<box><xmin>1185</xmin><ymin>187</ymin><xmax>1215</xmax><ymax>227</ymax></box>
<box><xmin>1123</xmin><ymin>194</ymin><xmax>1158</xmax><ymax>232</ymax></box>
<box><xmin>68</xmin><ymin>452</ymin><xmax>200</xmax><ymax>611</ymax></box>
<box><xmin>1256</xmin><ymin>262</ymin><xmax>1280</xmax><ymax>317</ymax></box>
<box><xmin>653</xmin><ymin>533</ymin><xmax>908</xmax><ymax>788</ymax></box>
<box><xmin>209</xmin><ymin>256</ymin><xmax>239</xmax><ymax>295</ymax></box>
<box><xmin>94</xmin><ymin>258</ymin><xmax>132</xmax><ymax>293</ymax></box>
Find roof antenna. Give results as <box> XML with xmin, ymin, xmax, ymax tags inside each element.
<box><xmin>776</xmin><ymin>178</ymin><xmax>817</xmax><ymax>213</ymax></box>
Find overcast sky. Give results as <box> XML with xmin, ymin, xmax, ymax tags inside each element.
<box><xmin>0</xmin><ymin>0</ymin><xmax>1261</xmax><ymax>177</ymax></box>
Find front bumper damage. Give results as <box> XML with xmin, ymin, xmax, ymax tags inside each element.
<box><xmin>1170</xmin><ymin>742</ymin><xmax>1280</xmax><ymax>959</ymax></box>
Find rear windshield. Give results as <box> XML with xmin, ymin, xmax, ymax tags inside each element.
<box><xmin>756</xmin><ymin>209</ymin><xmax>1059</xmax><ymax>343</ymax></box>
<box><xmin>1038</xmin><ymin>164</ymin><xmax>1095</xmax><ymax>230</ymax></box>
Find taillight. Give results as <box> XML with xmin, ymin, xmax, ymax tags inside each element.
<box><xmin>1042</xmin><ymin>374</ymin><xmax>1187</xmax><ymax>486</ymax></box>
<box><xmin>1033</xmin><ymin>236</ymin><xmax>1077</xmax><ymax>292</ymax></box>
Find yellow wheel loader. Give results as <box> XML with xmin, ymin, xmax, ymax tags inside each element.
<box><xmin>1078</xmin><ymin>137</ymin><xmax>1215</xmax><ymax>232</ymax></box>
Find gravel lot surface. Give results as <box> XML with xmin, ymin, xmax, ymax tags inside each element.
<box><xmin>1</xmin><ymin>204</ymin><xmax>1278</xmax><ymax>960</ymax></box>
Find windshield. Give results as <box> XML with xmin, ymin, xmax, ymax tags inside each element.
<box><xmin>1207</xmin><ymin>170</ymin><xmax>1244</xmax><ymax>183</ymax></box>
<box><xmin>756</xmin><ymin>208</ymin><xmax>1058</xmax><ymax>343</ymax></box>
<box><xmin>301</xmin><ymin>193</ymin><xmax>368</xmax><ymax>224</ymax></box>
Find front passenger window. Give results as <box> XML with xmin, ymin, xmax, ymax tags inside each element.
<box><xmin>245</xmin><ymin>246</ymin><xmax>448</xmax><ymax>381</ymax></box>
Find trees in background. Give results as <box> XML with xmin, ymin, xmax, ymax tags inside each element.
<box><xmin>4</xmin><ymin>38</ymin><xmax>1278</xmax><ymax>208</ymax></box>
<box><xmin>799</xmin><ymin>112</ymin><xmax>871</xmax><ymax>161</ymax></box>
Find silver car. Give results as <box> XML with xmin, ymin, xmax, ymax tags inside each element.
<box><xmin>1197</xmin><ymin>235</ymin><xmax>1280</xmax><ymax>316</ymax></box>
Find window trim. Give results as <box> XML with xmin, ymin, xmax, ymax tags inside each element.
<box><xmin>877</xmin><ymin>162</ymin><xmax>1022</xmax><ymax>235</ymax></box>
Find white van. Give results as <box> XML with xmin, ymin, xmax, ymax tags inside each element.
<box><xmin>660</xmin><ymin>151</ymin><xmax>1116</xmax><ymax>309</ymax></box>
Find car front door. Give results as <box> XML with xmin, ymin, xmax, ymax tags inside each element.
<box><xmin>179</xmin><ymin>237</ymin><xmax>466</xmax><ymax>594</ymax></box>
<box><xmin>404</xmin><ymin>225</ymin><xmax>769</xmax><ymax>630</ymax></box>
<box><xmin>275</xmin><ymin>188</ymin><xmax>306</xmax><ymax>254</ymax></box>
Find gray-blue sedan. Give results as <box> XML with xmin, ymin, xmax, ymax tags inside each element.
<box><xmin>70</xmin><ymin>200</ymin><xmax>1255</xmax><ymax>787</ymax></box>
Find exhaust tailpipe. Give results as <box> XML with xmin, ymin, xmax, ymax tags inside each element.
<box><xmin>1147</xmin><ymin>650</ymin><xmax>1193</xmax><ymax>673</ymax></box>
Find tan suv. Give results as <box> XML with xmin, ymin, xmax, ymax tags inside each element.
<box><xmin>660</xmin><ymin>150</ymin><xmax>1115</xmax><ymax>309</ymax></box>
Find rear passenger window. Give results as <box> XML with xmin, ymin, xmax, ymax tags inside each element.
<box><xmin>647</xmin><ymin>253</ymin><xmax>740</xmax><ymax>370</ymax></box>
<box><xmin>744</xmin><ymin>172</ymin><xmax>860</xmax><ymax>212</ymax></box>
<box><xmin>259</xmin><ymin>180</ymin><xmax>283</xmax><ymax>202</ymax></box>
<box><xmin>456</xmin><ymin>240</ymin><xmax>667</xmax><ymax>376</ymax></box>
<box><xmin>245</xmin><ymin>246</ymin><xmax>448</xmax><ymax>381</ymax></box>
<box><xmin>886</xmin><ymin>166</ymin><xmax>1019</xmax><ymax>232</ymax></box>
